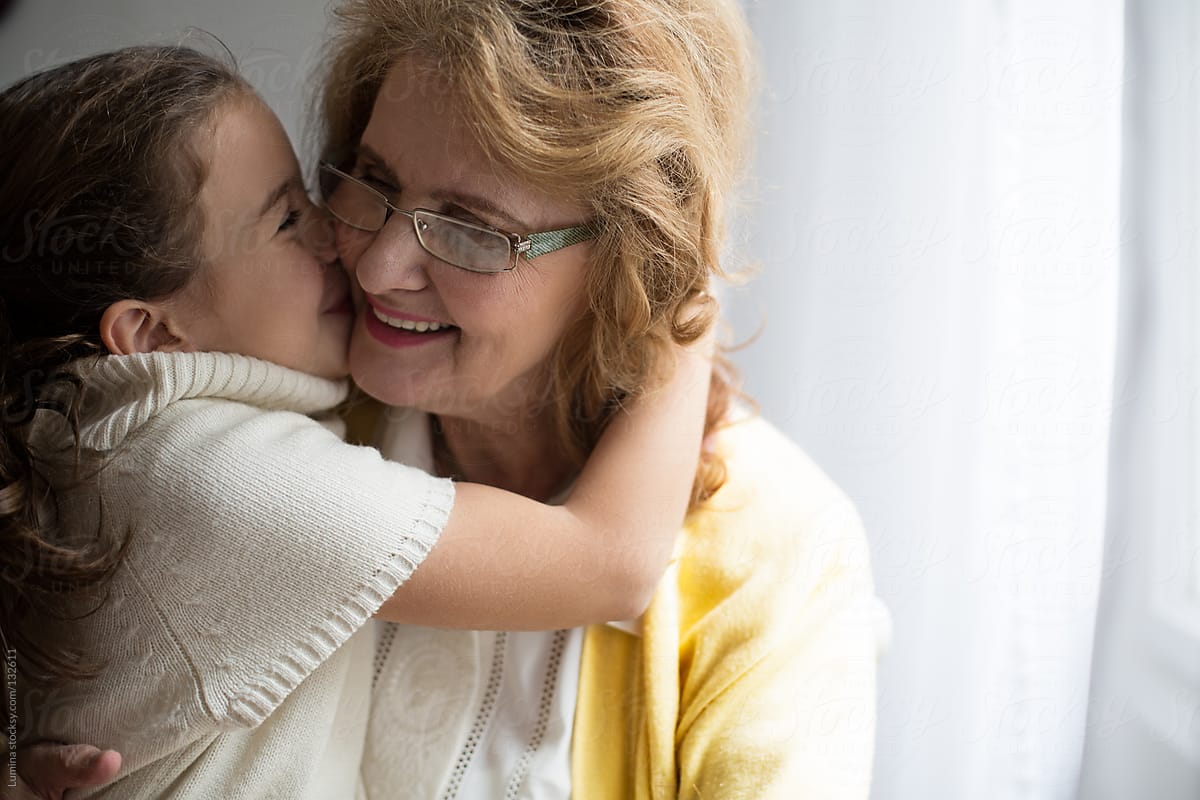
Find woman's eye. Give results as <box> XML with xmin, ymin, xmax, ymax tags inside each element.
<box><xmin>446</xmin><ymin>206</ymin><xmax>489</xmax><ymax>229</ymax></box>
<box><xmin>356</xmin><ymin>171</ymin><xmax>396</xmax><ymax>194</ymax></box>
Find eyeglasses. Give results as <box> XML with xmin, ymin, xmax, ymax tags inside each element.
<box><xmin>319</xmin><ymin>162</ymin><xmax>596</xmax><ymax>274</ymax></box>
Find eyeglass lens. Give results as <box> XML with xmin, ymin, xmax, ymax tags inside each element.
<box><xmin>323</xmin><ymin>167</ymin><xmax>515</xmax><ymax>273</ymax></box>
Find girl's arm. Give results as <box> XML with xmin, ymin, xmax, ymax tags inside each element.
<box><xmin>3</xmin><ymin>347</ymin><xmax>709</xmax><ymax>793</ymax></box>
<box><xmin>376</xmin><ymin>339</ymin><xmax>712</xmax><ymax>629</ymax></box>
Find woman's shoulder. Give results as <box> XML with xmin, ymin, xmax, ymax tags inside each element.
<box><xmin>704</xmin><ymin>409</ymin><xmax>863</xmax><ymax>534</ymax></box>
<box><xmin>678</xmin><ymin>409</ymin><xmax>870</xmax><ymax>598</ymax></box>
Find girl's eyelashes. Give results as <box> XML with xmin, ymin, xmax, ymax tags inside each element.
<box><xmin>277</xmin><ymin>192</ymin><xmax>319</xmax><ymax>235</ymax></box>
<box><xmin>278</xmin><ymin>207</ymin><xmax>303</xmax><ymax>233</ymax></box>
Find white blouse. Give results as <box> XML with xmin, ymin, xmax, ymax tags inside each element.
<box><xmin>361</xmin><ymin>408</ymin><xmax>583</xmax><ymax>800</ymax></box>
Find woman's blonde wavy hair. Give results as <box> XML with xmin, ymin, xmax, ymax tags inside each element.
<box><xmin>320</xmin><ymin>0</ymin><xmax>756</xmax><ymax>510</ymax></box>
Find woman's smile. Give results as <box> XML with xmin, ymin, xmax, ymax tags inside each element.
<box><xmin>362</xmin><ymin>296</ymin><xmax>460</xmax><ymax>348</ymax></box>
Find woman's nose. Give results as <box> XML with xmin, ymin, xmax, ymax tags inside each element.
<box><xmin>349</xmin><ymin>216</ymin><xmax>431</xmax><ymax>294</ymax></box>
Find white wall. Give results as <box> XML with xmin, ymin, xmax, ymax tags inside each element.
<box><xmin>0</xmin><ymin>0</ymin><xmax>330</xmax><ymax>159</ymax></box>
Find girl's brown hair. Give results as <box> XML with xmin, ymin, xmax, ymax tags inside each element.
<box><xmin>320</xmin><ymin>0</ymin><xmax>756</xmax><ymax>509</ymax></box>
<box><xmin>0</xmin><ymin>45</ymin><xmax>251</xmax><ymax>682</ymax></box>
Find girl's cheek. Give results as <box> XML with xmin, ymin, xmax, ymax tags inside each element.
<box><xmin>334</xmin><ymin>223</ymin><xmax>369</xmax><ymax>273</ymax></box>
<box><xmin>300</xmin><ymin>207</ymin><xmax>339</xmax><ymax>261</ymax></box>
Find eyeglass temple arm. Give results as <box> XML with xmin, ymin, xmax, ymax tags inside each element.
<box><xmin>520</xmin><ymin>225</ymin><xmax>597</xmax><ymax>260</ymax></box>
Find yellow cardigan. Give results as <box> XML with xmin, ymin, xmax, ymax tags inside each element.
<box><xmin>571</xmin><ymin>415</ymin><xmax>879</xmax><ymax>799</ymax></box>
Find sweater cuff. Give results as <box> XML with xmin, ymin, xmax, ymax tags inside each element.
<box><xmin>221</xmin><ymin>477</ymin><xmax>455</xmax><ymax>727</ymax></box>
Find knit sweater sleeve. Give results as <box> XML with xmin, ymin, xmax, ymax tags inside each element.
<box><xmin>113</xmin><ymin>397</ymin><xmax>455</xmax><ymax>728</ymax></box>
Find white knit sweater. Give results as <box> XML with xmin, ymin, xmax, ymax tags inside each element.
<box><xmin>17</xmin><ymin>352</ymin><xmax>454</xmax><ymax>799</ymax></box>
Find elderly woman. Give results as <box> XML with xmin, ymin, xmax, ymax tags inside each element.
<box><xmin>323</xmin><ymin>1</ymin><xmax>879</xmax><ymax>797</ymax></box>
<box><xmin>19</xmin><ymin>0</ymin><xmax>878</xmax><ymax>797</ymax></box>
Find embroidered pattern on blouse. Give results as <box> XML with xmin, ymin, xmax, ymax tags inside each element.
<box><xmin>440</xmin><ymin>631</ymin><xmax>508</xmax><ymax>800</ymax></box>
<box><xmin>503</xmin><ymin>629</ymin><xmax>570</xmax><ymax>799</ymax></box>
<box><xmin>372</xmin><ymin>621</ymin><xmax>399</xmax><ymax>689</ymax></box>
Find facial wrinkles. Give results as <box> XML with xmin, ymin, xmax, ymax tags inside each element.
<box><xmin>360</xmin><ymin>106</ymin><xmax>548</xmax><ymax>228</ymax></box>
<box><xmin>340</xmin><ymin>58</ymin><xmax>595</xmax><ymax>422</ymax></box>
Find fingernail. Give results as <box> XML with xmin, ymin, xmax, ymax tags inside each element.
<box><xmin>67</xmin><ymin>746</ymin><xmax>102</xmax><ymax>769</ymax></box>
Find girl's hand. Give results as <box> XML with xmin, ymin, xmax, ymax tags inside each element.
<box><xmin>15</xmin><ymin>743</ymin><xmax>121</xmax><ymax>799</ymax></box>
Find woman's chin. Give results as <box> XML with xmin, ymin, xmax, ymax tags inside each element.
<box><xmin>348</xmin><ymin>355</ymin><xmax>444</xmax><ymax>411</ymax></box>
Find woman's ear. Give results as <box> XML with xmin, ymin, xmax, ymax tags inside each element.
<box><xmin>99</xmin><ymin>300</ymin><xmax>189</xmax><ymax>356</ymax></box>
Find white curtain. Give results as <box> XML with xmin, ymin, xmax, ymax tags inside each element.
<box><xmin>728</xmin><ymin>1</ymin><xmax>1125</xmax><ymax>797</ymax></box>
<box><xmin>1078</xmin><ymin>2</ymin><xmax>1200</xmax><ymax>797</ymax></box>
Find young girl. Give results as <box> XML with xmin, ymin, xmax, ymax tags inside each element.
<box><xmin>0</xmin><ymin>46</ymin><xmax>709</xmax><ymax>797</ymax></box>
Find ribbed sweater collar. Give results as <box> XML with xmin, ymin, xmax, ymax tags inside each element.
<box><xmin>50</xmin><ymin>352</ymin><xmax>349</xmax><ymax>451</ymax></box>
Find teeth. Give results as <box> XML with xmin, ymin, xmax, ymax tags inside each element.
<box><xmin>372</xmin><ymin>308</ymin><xmax>450</xmax><ymax>332</ymax></box>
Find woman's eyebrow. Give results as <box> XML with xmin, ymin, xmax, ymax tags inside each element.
<box><xmin>357</xmin><ymin>143</ymin><xmax>524</xmax><ymax>230</ymax></box>
<box><xmin>356</xmin><ymin>144</ymin><xmax>401</xmax><ymax>184</ymax></box>
<box><xmin>432</xmin><ymin>188</ymin><xmax>524</xmax><ymax>231</ymax></box>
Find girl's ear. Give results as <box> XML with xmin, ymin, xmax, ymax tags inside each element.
<box><xmin>99</xmin><ymin>300</ymin><xmax>189</xmax><ymax>356</ymax></box>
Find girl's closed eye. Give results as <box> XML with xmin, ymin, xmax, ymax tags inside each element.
<box><xmin>278</xmin><ymin>207</ymin><xmax>303</xmax><ymax>233</ymax></box>
<box><xmin>279</xmin><ymin>192</ymin><xmax>319</xmax><ymax>234</ymax></box>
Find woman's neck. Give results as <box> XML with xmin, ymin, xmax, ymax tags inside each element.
<box><xmin>434</xmin><ymin>411</ymin><xmax>576</xmax><ymax>501</ymax></box>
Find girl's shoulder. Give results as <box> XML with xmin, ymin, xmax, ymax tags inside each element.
<box><xmin>64</xmin><ymin>351</ymin><xmax>348</xmax><ymax>453</ymax></box>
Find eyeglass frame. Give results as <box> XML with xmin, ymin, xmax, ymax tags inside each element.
<box><xmin>318</xmin><ymin>162</ymin><xmax>597</xmax><ymax>274</ymax></box>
